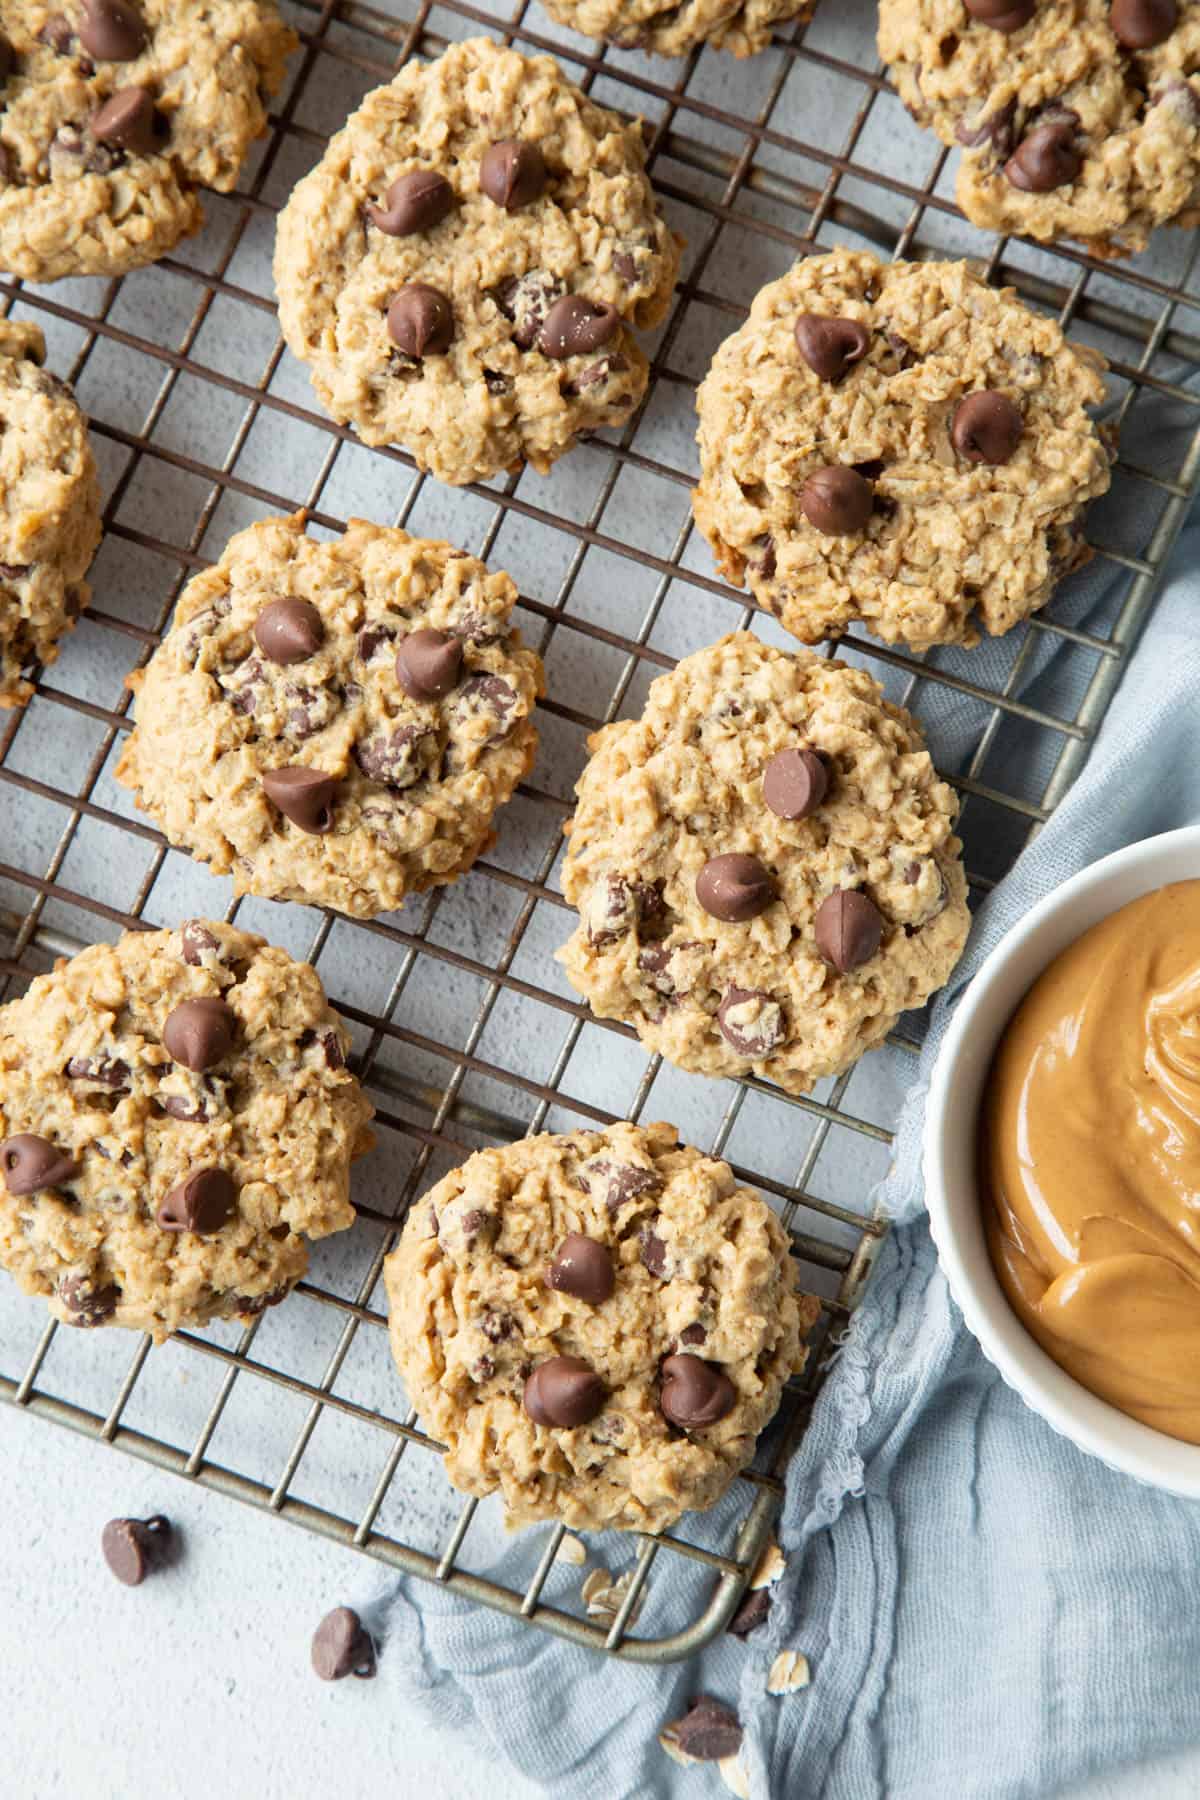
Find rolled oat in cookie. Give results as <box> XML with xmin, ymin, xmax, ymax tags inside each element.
<box><xmin>0</xmin><ymin>0</ymin><xmax>296</xmax><ymax>282</ymax></box>
<box><xmin>115</xmin><ymin>512</ymin><xmax>544</xmax><ymax>918</ymax></box>
<box><xmin>692</xmin><ymin>249</ymin><xmax>1112</xmax><ymax>653</ymax></box>
<box><xmin>879</xmin><ymin>0</ymin><xmax>1200</xmax><ymax>257</ymax></box>
<box><xmin>383</xmin><ymin>1121</ymin><xmax>820</xmax><ymax>1534</ymax></box>
<box><xmin>273</xmin><ymin>36</ymin><xmax>682</xmax><ymax>487</ymax></box>
<box><xmin>537</xmin><ymin>0</ymin><xmax>813</xmax><ymax>60</ymax></box>
<box><xmin>0</xmin><ymin>318</ymin><xmax>100</xmax><ymax>706</ymax></box>
<box><xmin>0</xmin><ymin>919</ymin><xmax>374</xmax><ymax>1341</ymax></box>
<box><xmin>558</xmin><ymin>633</ymin><xmax>970</xmax><ymax>1095</ymax></box>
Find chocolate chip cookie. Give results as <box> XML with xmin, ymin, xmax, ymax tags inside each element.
<box><xmin>0</xmin><ymin>318</ymin><xmax>101</xmax><ymax>706</ymax></box>
<box><xmin>692</xmin><ymin>250</ymin><xmax>1112</xmax><ymax>652</ymax></box>
<box><xmin>558</xmin><ymin>633</ymin><xmax>970</xmax><ymax>1094</ymax></box>
<box><xmin>273</xmin><ymin>36</ymin><xmax>682</xmax><ymax>487</ymax></box>
<box><xmin>115</xmin><ymin>513</ymin><xmax>544</xmax><ymax>919</ymax></box>
<box><xmin>0</xmin><ymin>919</ymin><xmax>374</xmax><ymax>1340</ymax></box>
<box><xmin>537</xmin><ymin>0</ymin><xmax>812</xmax><ymax>59</ymax></box>
<box><xmin>879</xmin><ymin>0</ymin><xmax>1200</xmax><ymax>256</ymax></box>
<box><xmin>0</xmin><ymin>0</ymin><xmax>296</xmax><ymax>282</ymax></box>
<box><xmin>384</xmin><ymin>1121</ymin><xmax>819</xmax><ymax>1533</ymax></box>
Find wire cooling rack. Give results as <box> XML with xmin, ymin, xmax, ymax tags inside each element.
<box><xmin>1</xmin><ymin>0</ymin><xmax>1199</xmax><ymax>1666</ymax></box>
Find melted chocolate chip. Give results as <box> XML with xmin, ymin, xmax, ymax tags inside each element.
<box><xmin>716</xmin><ymin>987</ymin><xmax>785</xmax><ymax>1058</ymax></box>
<box><xmin>545</xmin><ymin>1232</ymin><xmax>614</xmax><ymax>1305</ymax></box>
<box><xmin>762</xmin><ymin>748</ymin><xmax>828</xmax><ymax>820</ymax></box>
<box><xmin>640</xmin><ymin>1227</ymin><xmax>669</xmax><ymax>1279</ymax></box>
<box><xmin>353</xmin><ymin>724</ymin><xmax>430</xmax><ymax>789</ymax></box>
<box><xmin>386</xmin><ymin>285</ymin><xmax>454</xmax><ymax>358</ymax></box>
<box><xmin>793</xmin><ymin>314</ymin><xmax>871</xmax><ymax>382</ymax></box>
<box><xmin>538</xmin><ymin>296</ymin><xmax>620</xmax><ymax>360</ymax></box>
<box><xmin>580</xmin><ymin>1158</ymin><xmax>662</xmax><ymax>1215</ymax></box>
<box><xmin>1005</xmin><ymin>121</ymin><xmax>1081</xmax><ymax>192</ymax></box>
<box><xmin>261</xmin><ymin>766</ymin><xmax>341</xmax><ymax>835</ymax></box>
<box><xmin>814</xmin><ymin>889</ymin><xmax>883</xmax><ymax>972</ymax></box>
<box><xmin>800</xmin><ymin>466</ymin><xmax>874</xmax><ymax>535</ymax></box>
<box><xmin>951</xmin><ymin>391</ymin><xmax>1023</xmax><ymax>465</ymax></box>
<box><xmin>79</xmin><ymin>0</ymin><xmax>147</xmax><ymax>60</ymax></box>
<box><xmin>311</xmin><ymin>1607</ymin><xmax>377</xmax><ymax>1682</ymax></box>
<box><xmin>102</xmin><ymin>1514</ymin><xmax>173</xmax><ymax>1587</ymax></box>
<box><xmin>356</xmin><ymin>623</ymin><xmax>395</xmax><ymax>662</ymax></box>
<box><xmin>523</xmin><ymin>1356</ymin><xmax>605</xmax><ymax>1427</ymax></box>
<box><xmin>660</xmin><ymin>1696</ymin><xmax>743</xmax><ymax>1763</ymax></box>
<box><xmin>1</xmin><ymin>1133</ymin><xmax>79</xmax><ymax>1195</ymax></box>
<box><xmin>695</xmin><ymin>853</ymin><xmax>775</xmax><ymax>923</ymax></box>
<box><xmin>180</xmin><ymin>920</ymin><xmax>219</xmax><ymax>966</ymax></box>
<box><xmin>660</xmin><ymin>1353</ymin><xmax>737</xmax><ymax>1428</ymax></box>
<box><xmin>254</xmin><ymin>597</ymin><xmax>324</xmax><ymax>664</ymax></box>
<box><xmin>395</xmin><ymin>628</ymin><xmax>462</xmax><ymax>699</ymax></box>
<box><xmin>162</xmin><ymin>997</ymin><xmax>235</xmax><ymax>1071</ymax></box>
<box><xmin>479</xmin><ymin>139</ymin><xmax>546</xmax><ymax>210</ymax></box>
<box><xmin>65</xmin><ymin>1055</ymin><xmax>129</xmax><ymax>1088</ymax></box>
<box><xmin>366</xmin><ymin>169</ymin><xmax>454</xmax><ymax>235</ymax></box>
<box><xmin>156</xmin><ymin>1168</ymin><xmax>237</xmax><ymax>1235</ymax></box>
<box><xmin>59</xmin><ymin>1273</ymin><xmax>119</xmax><ymax>1324</ymax></box>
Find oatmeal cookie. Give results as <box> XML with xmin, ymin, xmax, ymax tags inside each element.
<box><xmin>384</xmin><ymin>1120</ymin><xmax>819</xmax><ymax>1533</ymax></box>
<box><xmin>558</xmin><ymin>633</ymin><xmax>970</xmax><ymax>1094</ymax></box>
<box><xmin>692</xmin><ymin>249</ymin><xmax>1112</xmax><ymax>651</ymax></box>
<box><xmin>273</xmin><ymin>35</ymin><xmax>682</xmax><ymax>487</ymax></box>
<box><xmin>537</xmin><ymin>0</ymin><xmax>813</xmax><ymax>60</ymax></box>
<box><xmin>0</xmin><ymin>918</ymin><xmax>374</xmax><ymax>1340</ymax></box>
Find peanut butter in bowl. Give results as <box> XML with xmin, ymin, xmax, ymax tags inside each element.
<box><xmin>982</xmin><ymin>880</ymin><xmax>1200</xmax><ymax>1444</ymax></box>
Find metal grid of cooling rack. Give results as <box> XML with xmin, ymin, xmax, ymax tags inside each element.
<box><xmin>1</xmin><ymin>0</ymin><xmax>1199</xmax><ymax>1665</ymax></box>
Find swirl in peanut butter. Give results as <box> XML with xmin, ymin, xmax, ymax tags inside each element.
<box><xmin>983</xmin><ymin>881</ymin><xmax>1200</xmax><ymax>1443</ymax></box>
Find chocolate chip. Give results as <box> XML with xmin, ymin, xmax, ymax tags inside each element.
<box><xmin>353</xmin><ymin>724</ymin><xmax>430</xmax><ymax>789</ymax></box>
<box><xmin>640</xmin><ymin>1227</ymin><xmax>668</xmax><ymax>1279</ymax></box>
<box><xmin>538</xmin><ymin>296</ymin><xmax>620</xmax><ymax>360</ymax></box>
<box><xmin>39</xmin><ymin>14</ymin><xmax>73</xmax><ymax>50</ymax></box>
<box><xmin>660</xmin><ymin>1354</ymin><xmax>736</xmax><ymax>1429</ymax></box>
<box><xmin>762</xmin><ymin>747</ymin><xmax>828</xmax><ymax>820</ymax></box>
<box><xmin>957</xmin><ymin>97</ymin><xmax>1017</xmax><ymax>156</ymax></box>
<box><xmin>254</xmin><ymin>597</ymin><xmax>324</xmax><ymax>665</ymax></box>
<box><xmin>162</xmin><ymin>997</ymin><xmax>235</xmax><ymax>1071</ymax></box>
<box><xmin>727</xmin><ymin>1587</ymin><xmax>771</xmax><ymax>1638</ymax></box>
<box><xmin>386</xmin><ymin>285</ymin><xmax>453</xmax><ymax>358</ymax></box>
<box><xmin>180</xmin><ymin>920</ymin><xmax>219</xmax><ymax>966</ymax></box>
<box><xmin>479</xmin><ymin>139</ymin><xmax>546</xmax><ymax>210</ymax></box>
<box><xmin>233</xmin><ymin>1283</ymin><xmax>289</xmax><ymax>1318</ymax></box>
<box><xmin>695</xmin><ymin>853</ymin><xmax>774</xmax><ymax>923</ymax></box>
<box><xmin>494</xmin><ymin>270</ymin><xmax>565</xmax><ymax>348</ymax></box>
<box><xmin>716</xmin><ymin>986</ymin><xmax>785</xmax><ymax>1058</ymax></box>
<box><xmin>366</xmin><ymin>169</ymin><xmax>454</xmax><ymax>235</ymax></box>
<box><xmin>312</xmin><ymin>1607</ymin><xmax>377</xmax><ymax>1682</ymax></box>
<box><xmin>1005</xmin><ymin>121</ymin><xmax>1081</xmax><ymax>192</ymax></box>
<box><xmin>480</xmin><ymin>1309</ymin><xmax>515</xmax><ymax>1343</ymax></box>
<box><xmin>524</xmin><ymin>1356</ymin><xmax>605</xmax><ymax>1427</ymax></box>
<box><xmin>951</xmin><ymin>391</ymin><xmax>1023</xmax><ymax>465</ymax></box>
<box><xmin>321</xmin><ymin>1030</ymin><xmax>344</xmax><ymax>1070</ymax></box>
<box><xmin>562</xmin><ymin>353</ymin><xmax>628</xmax><ymax>396</ymax></box>
<box><xmin>661</xmin><ymin>1696</ymin><xmax>742</xmax><ymax>1762</ymax></box>
<box><xmin>814</xmin><ymin>889</ymin><xmax>883</xmax><ymax>972</ymax></box>
<box><xmin>1</xmin><ymin>1133</ymin><xmax>79</xmax><ymax>1195</ymax></box>
<box><xmin>580</xmin><ymin>1158</ymin><xmax>662</xmax><ymax>1215</ymax></box>
<box><xmin>261</xmin><ymin>766</ymin><xmax>341</xmax><ymax>835</ymax></box>
<box><xmin>356</xmin><ymin>623</ymin><xmax>395</xmax><ymax>662</ymax></box>
<box><xmin>90</xmin><ymin>86</ymin><xmax>159</xmax><ymax>153</ymax></box>
<box><xmin>800</xmin><ymin>466</ymin><xmax>873</xmax><ymax>535</ymax></box>
<box><xmin>483</xmin><ymin>369</ymin><xmax>511</xmax><ymax>395</ymax></box>
<box><xmin>156</xmin><ymin>1168</ymin><xmax>236</xmax><ymax>1235</ymax></box>
<box><xmin>79</xmin><ymin>0</ymin><xmax>147</xmax><ymax>60</ymax></box>
<box><xmin>546</xmin><ymin>1233</ymin><xmax>614</xmax><ymax>1305</ymax></box>
<box><xmin>59</xmin><ymin>1273</ymin><xmax>119</xmax><ymax>1323</ymax></box>
<box><xmin>793</xmin><ymin>314</ymin><xmax>871</xmax><ymax>382</ymax></box>
<box><xmin>65</xmin><ymin>1055</ymin><xmax>129</xmax><ymax>1088</ymax></box>
<box><xmin>102</xmin><ymin>1514</ymin><xmax>173</xmax><ymax>1587</ymax></box>
<box><xmin>963</xmin><ymin>0</ymin><xmax>1036</xmax><ymax>28</ymax></box>
<box><xmin>395</xmin><ymin>627</ymin><xmax>462</xmax><ymax>699</ymax></box>
<box><xmin>680</xmin><ymin>1322</ymin><xmax>707</xmax><ymax>1346</ymax></box>
<box><xmin>1116</xmin><ymin>0</ymin><xmax>1178</xmax><ymax>45</ymax></box>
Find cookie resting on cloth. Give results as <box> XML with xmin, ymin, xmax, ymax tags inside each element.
<box><xmin>0</xmin><ymin>317</ymin><xmax>101</xmax><ymax>705</ymax></box>
<box><xmin>115</xmin><ymin>512</ymin><xmax>544</xmax><ymax>918</ymax></box>
<box><xmin>0</xmin><ymin>919</ymin><xmax>374</xmax><ymax>1340</ymax></box>
<box><xmin>273</xmin><ymin>35</ymin><xmax>682</xmax><ymax>487</ymax></box>
<box><xmin>384</xmin><ymin>1121</ymin><xmax>819</xmax><ymax>1533</ymax></box>
<box><xmin>692</xmin><ymin>248</ymin><xmax>1112</xmax><ymax>652</ymax></box>
<box><xmin>0</xmin><ymin>0</ymin><xmax>296</xmax><ymax>281</ymax></box>
<box><xmin>558</xmin><ymin>633</ymin><xmax>970</xmax><ymax>1094</ymax></box>
<box><xmin>879</xmin><ymin>0</ymin><xmax>1200</xmax><ymax>257</ymax></box>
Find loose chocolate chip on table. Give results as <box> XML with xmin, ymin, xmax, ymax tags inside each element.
<box><xmin>717</xmin><ymin>986</ymin><xmax>785</xmax><ymax>1058</ymax></box>
<box><xmin>79</xmin><ymin>0</ymin><xmax>147</xmax><ymax>60</ymax></box>
<box><xmin>1005</xmin><ymin>122</ymin><xmax>1081</xmax><ymax>192</ymax></box>
<box><xmin>60</xmin><ymin>1274</ymin><xmax>120</xmax><ymax>1323</ymax></box>
<box><xmin>1110</xmin><ymin>0</ymin><xmax>1176</xmax><ymax>48</ymax></box>
<box><xmin>162</xmin><ymin>996</ymin><xmax>236</xmax><ymax>1071</ymax></box>
<box><xmin>964</xmin><ymin>0</ymin><xmax>1036</xmax><ymax>28</ymax></box>
<box><xmin>102</xmin><ymin>1514</ymin><xmax>173</xmax><ymax>1587</ymax></box>
<box><xmin>1</xmin><ymin>1133</ymin><xmax>79</xmax><ymax>1195</ymax></box>
<box><xmin>695</xmin><ymin>852</ymin><xmax>775</xmax><ymax>923</ymax></box>
<box><xmin>538</xmin><ymin>296</ymin><xmax>619</xmax><ymax>360</ymax></box>
<box><xmin>261</xmin><ymin>765</ymin><xmax>341</xmax><ymax>834</ymax></box>
<box><xmin>386</xmin><ymin>285</ymin><xmax>454</xmax><ymax>358</ymax></box>
<box><xmin>545</xmin><ymin>1232</ymin><xmax>614</xmax><ymax>1305</ymax></box>
<box><xmin>395</xmin><ymin>627</ymin><xmax>462</xmax><ymax>699</ymax></box>
<box><xmin>951</xmin><ymin>391</ymin><xmax>1023</xmax><ymax>465</ymax></box>
<box><xmin>660</xmin><ymin>1353</ymin><xmax>737</xmax><ymax>1428</ymax></box>
<box><xmin>479</xmin><ymin>139</ymin><xmax>546</xmax><ymax>210</ymax></box>
<box><xmin>793</xmin><ymin>314</ymin><xmax>871</xmax><ymax>382</ymax></box>
<box><xmin>660</xmin><ymin>1696</ymin><xmax>743</xmax><ymax>1763</ymax></box>
<box><xmin>800</xmin><ymin>465</ymin><xmax>873</xmax><ymax>535</ymax></box>
<box><xmin>727</xmin><ymin>1587</ymin><xmax>772</xmax><ymax>1638</ymax></box>
<box><xmin>312</xmin><ymin>1606</ymin><xmax>377</xmax><ymax>1682</ymax></box>
<box><xmin>524</xmin><ymin>1355</ymin><xmax>605</xmax><ymax>1427</ymax></box>
<box><xmin>254</xmin><ymin>597</ymin><xmax>324</xmax><ymax>664</ymax></box>
<box><xmin>90</xmin><ymin>86</ymin><xmax>160</xmax><ymax>153</ymax></box>
<box><xmin>366</xmin><ymin>169</ymin><xmax>454</xmax><ymax>235</ymax></box>
<box><xmin>156</xmin><ymin>1168</ymin><xmax>237</xmax><ymax>1235</ymax></box>
<box><xmin>763</xmin><ymin>747</ymin><xmax>828</xmax><ymax>820</ymax></box>
<box><xmin>180</xmin><ymin>920</ymin><xmax>218</xmax><ymax>965</ymax></box>
<box><xmin>814</xmin><ymin>888</ymin><xmax>883</xmax><ymax>972</ymax></box>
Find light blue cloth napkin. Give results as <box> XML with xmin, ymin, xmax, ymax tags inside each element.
<box><xmin>370</xmin><ymin>389</ymin><xmax>1200</xmax><ymax>1799</ymax></box>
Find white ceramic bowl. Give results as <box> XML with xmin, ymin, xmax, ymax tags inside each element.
<box><xmin>924</xmin><ymin>824</ymin><xmax>1200</xmax><ymax>1497</ymax></box>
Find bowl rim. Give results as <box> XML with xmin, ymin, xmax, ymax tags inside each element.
<box><xmin>923</xmin><ymin>822</ymin><xmax>1200</xmax><ymax>1498</ymax></box>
